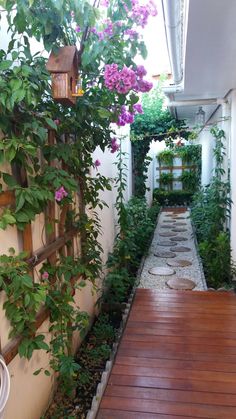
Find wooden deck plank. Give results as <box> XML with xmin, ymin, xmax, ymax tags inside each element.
<box><xmin>100</xmin><ymin>396</ymin><xmax>236</xmax><ymax>418</ymax></box>
<box><xmin>105</xmin><ymin>384</ymin><xmax>236</xmax><ymax>406</ymax></box>
<box><xmin>115</xmin><ymin>355</ymin><xmax>236</xmax><ymax>373</ymax></box>
<box><xmin>97</xmin><ymin>410</ymin><xmax>197</xmax><ymax>419</ymax></box>
<box><xmin>96</xmin><ymin>289</ymin><xmax>236</xmax><ymax>418</ymax></box>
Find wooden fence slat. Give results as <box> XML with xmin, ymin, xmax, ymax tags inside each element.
<box><xmin>2</xmin><ymin>306</ymin><xmax>49</xmax><ymax>365</ymax></box>
<box><xmin>0</xmin><ymin>191</ymin><xmax>15</xmax><ymax>206</ymax></box>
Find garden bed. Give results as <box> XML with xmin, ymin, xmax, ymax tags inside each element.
<box><xmin>43</xmin><ymin>312</ymin><xmax>121</xmax><ymax>419</ymax></box>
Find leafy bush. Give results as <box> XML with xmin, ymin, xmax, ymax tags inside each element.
<box><xmin>191</xmin><ymin>126</ymin><xmax>233</xmax><ymax>288</ymax></box>
<box><xmin>103</xmin><ymin>197</ymin><xmax>160</xmax><ymax>304</ymax></box>
<box><xmin>199</xmin><ymin>232</ymin><xmax>231</xmax><ymax>288</ymax></box>
<box><xmin>153</xmin><ymin>189</ymin><xmax>194</xmax><ymax>206</ymax></box>
<box><xmin>180</xmin><ymin>170</ymin><xmax>199</xmax><ymax>191</ymax></box>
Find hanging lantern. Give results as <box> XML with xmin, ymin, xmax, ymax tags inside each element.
<box><xmin>195</xmin><ymin>106</ymin><xmax>205</xmax><ymax>126</ymax></box>
<box><xmin>46</xmin><ymin>46</ymin><xmax>81</xmax><ymax>106</ymax></box>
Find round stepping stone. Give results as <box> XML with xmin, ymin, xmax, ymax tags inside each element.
<box><xmin>167</xmin><ymin>259</ymin><xmax>193</xmax><ymax>267</ymax></box>
<box><xmin>170</xmin><ymin>246</ymin><xmax>191</xmax><ymax>252</ymax></box>
<box><xmin>166</xmin><ymin>277</ymin><xmax>196</xmax><ymax>290</ymax></box>
<box><xmin>157</xmin><ymin>241</ymin><xmax>177</xmax><ymax>247</ymax></box>
<box><xmin>161</xmin><ymin>225</ymin><xmax>174</xmax><ymax>229</ymax></box>
<box><xmin>170</xmin><ymin>237</ymin><xmax>188</xmax><ymax>242</ymax></box>
<box><xmin>159</xmin><ymin>232</ymin><xmax>177</xmax><ymax>237</ymax></box>
<box><xmin>154</xmin><ymin>251</ymin><xmax>176</xmax><ymax>258</ymax></box>
<box><xmin>172</xmin><ymin>228</ymin><xmax>188</xmax><ymax>233</ymax></box>
<box><xmin>149</xmin><ymin>266</ymin><xmax>175</xmax><ymax>276</ymax></box>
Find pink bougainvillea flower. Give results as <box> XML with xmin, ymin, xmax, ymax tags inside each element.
<box><xmin>100</xmin><ymin>0</ymin><xmax>109</xmax><ymax>6</ymax></box>
<box><xmin>42</xmin><ymin>271</ymin><xmax>49</xmax><ymax>280</ymax></box>
<box><xmin>135</xmin><ymin>64</ymin><xmax>147</xmax><ymax>77</ymax></box>
<box><xmin>110</xmin><ymin>138</ymin><xmax>120</xmax><ymax>153</ymax></box>
<box><xmin>55</xmin><ymin>186</ymin><xmax>68</xmax><ymax>202</ymax></box>
<box><xmin>75</xmin><ymin>25</ymin><xmax>81</xmax><ymax>33</ymax></box>
<box><xmin>133</xmin><ymin>103</ymin><xmax>143</xmax><ymax>114</ymax></box>
<box><xmin>94</xmin><ymin>159</ymin><xmax>101</xmax><ymax>168</ymax></box>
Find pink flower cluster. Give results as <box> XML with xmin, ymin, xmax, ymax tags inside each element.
<box><xmin>124</xmin><ymin>28</ymin><xmax>138</xmax><ymax>39</ymax></box>
<box><xmin>117</xmin><ymin>106</ymin><xmax>134</xmax><ymax>126</ymax></box>
<box><xmin>104</xmin><ymin>64</ymin><xmax>152</xmax><ymax>95</ymax></box>
<box><xmin>117</xmin><ymin>103</ymin><xmax>143</xmax><ymax>126</ymax></box>
<box><xmin>111</xmin><ymin>138</ymin><xmax>120</xmax><ymax>153</ymax></box>
<box><xmin>42</xmin><ymin>271</ymin><xmax>49</xmax><ymax>280</ymax></box>
<box><xmin>130</xmin><ymin>0</ymin><xmax>157</xmax><ymax>28</ymax></box>
<box><xmin>55</xmin><ymin>186</ymin><xmax>68</xmax><ymax>202</ymax></box>
<box><xmin>94</xmin><ymin>159</ymin><xmax>101</xmax><ymax>168</ymax></box>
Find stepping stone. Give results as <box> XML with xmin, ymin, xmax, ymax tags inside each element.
<box><xmin>157</xmin><ymin>241</ymin><xmax>177</xmax><ymax>247</ymax></box>
<box><xmin>172</xmin><ymin>228</ymin><xmax>188</xmax><ymax>233</ymax></box>
<box><xmin>167</xmin><ymin>259</ymin><xmax>193</xmax><ymax>267</ymax></box>
<box><xmin>170</xmin><ymin>237</ymin><xmax>188</xmax><ymax>242</ymax></box>
<box><xmin>161</xmin><ymin>225</ymin><xmax>174</xmax><ymax>229</ymax></box>
<box><xmin>159</xmin><ymin>232</ymin><xmax>178</xmax><ymax>237</ymax></box>
<box><xmin>154</xmin><ymin>251</ymin><xmax>176</xmax><ymax>258</ymax></box>
<box><xmin>149</xmin><ymin>266</ymin><xmax>175</xmax><ymax>276</ymax></box>
<box><xmin>170</xmin><ymin>246</ymin><xmax>191</xmax><ymax>252</ymax></box>
<box><xmin>166</xmin><ymin>277</ymin><xmax>196</xmax><ymax>290</ymax></box>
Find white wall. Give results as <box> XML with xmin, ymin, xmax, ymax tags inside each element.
<box><xmin>229</xmin><ymin>90</ymin><xmax>236</xmax><ymax>264</ymax></box>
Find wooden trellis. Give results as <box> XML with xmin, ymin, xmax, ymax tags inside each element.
<box><xmin>0</xmin><ymin>130</ymin><xmax>83</xmax><ymax>365</ymax></box>
<box><xmin>157</xmin><ymin>162</ymin><xmax>197</xmax><ymax>191</ymax></box>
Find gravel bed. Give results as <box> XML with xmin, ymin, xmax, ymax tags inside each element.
<box><xmin>138</xmin><ymin>209</ymin><xmax>207</xmax><ymax>291</ymax></box>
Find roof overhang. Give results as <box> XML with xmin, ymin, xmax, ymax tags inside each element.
<box><xmin>162</xmin><ymin>0</ymin><xmax>236</xmax><ymax>126</ymax></box>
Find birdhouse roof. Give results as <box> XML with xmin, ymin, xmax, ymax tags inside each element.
<box><xmin>46</xmin><ymin>46</ymin><xmax>78</xmax><ymax>73</ymax></box>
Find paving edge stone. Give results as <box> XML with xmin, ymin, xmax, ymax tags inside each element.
<box><xmin>86</xmin><ymin>276</ymin><xmax>137</xmax><ymax>419</ymax></box>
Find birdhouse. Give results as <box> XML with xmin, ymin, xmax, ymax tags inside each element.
<box><xmin>46</xmin><ymin>46</ymin><xmax>79</xmax><ymax>106</ymax></box>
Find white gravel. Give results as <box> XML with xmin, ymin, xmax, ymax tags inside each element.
<box><xmin>138</xmin><ymin>209</ymin><xmax>207</xmax><ymax>291</ymax></box>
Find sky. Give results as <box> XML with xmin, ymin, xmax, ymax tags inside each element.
<box><xmin>138</xmin><ymin>0</ymin><xmax>170</xmax><ymax>77</ymax></box>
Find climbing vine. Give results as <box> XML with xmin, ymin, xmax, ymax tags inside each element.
<box><xmin>131</xmin><ymin>85</ymin><xmax>192</xmax><ymax>197</ymax></box>
<box><xmin>0</xmin><ymin>0</ymin><xmax>156</xmax><ymax>391</ymax></box>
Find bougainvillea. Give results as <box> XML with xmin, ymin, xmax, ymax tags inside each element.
<box><xmin>0</xmin><ymin>0</ymin><xmax>157</xmax><ymax>396</ymax></box>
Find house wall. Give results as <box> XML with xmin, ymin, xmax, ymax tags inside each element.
<box><xmin>1</xmin><ymin>130</ymin><xmax>133</xmax><ymax>419</ymax></box>
<box><xmin>196</xmin><ymin>106</ymin><xmax>223</xmax><ymax>186</ymax></box>
<box><xmin>229</xmin><ymin>90</ymin><xmax>236</xmax><ymax>264</ymax></box>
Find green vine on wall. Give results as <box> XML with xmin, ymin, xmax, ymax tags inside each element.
<box><xmin>0</xmin><ymin>0</ymin><xmax>155</xmax><ymax>393</ymax></box>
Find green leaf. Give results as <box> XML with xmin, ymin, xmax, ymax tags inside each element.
<box><xmin>2</xmin><ymin>173</ymin><xmax>17</xmax><ymax>188</ymax></box>
<box><xmin>0</xmin><ymin>60</ymin><xmax>13</xmax><ymax>71</ymax></box>
<box><xmin>98</xmin><ymin>108</ymin><xmax>111</xmax><ymax>118</ymax></box>
<box><xmin>44</xmin><ymin>370</ymin><xmax>51</xmax><ymax>376</ymax></box>
<box><xmin>33</xmin><ymin>368</ymin><xmax>42</xmax><ymax>376</ymax></box>
<box><xmin>45</xmin><ymin>118</ymin><xmax>57</xmax><ymax>130</ymax></box>
<box><xmin>3</xmin><ymin>212</ymin><xmax>16</xmax><ymax>225</ymax></box>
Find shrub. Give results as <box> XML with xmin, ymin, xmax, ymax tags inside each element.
<box><xmin>103</xmin><ymin>197</ymin><xmax>160</xmax><ymax>304</ymax></box>
<box><xmin>199</xmin><ymin>232</ymin><xmax>232</xmax><ymax>288</ymax></box>
<box><xmin>153</xmin><ymin>189</ymin><xmax>194</xmax><ymax>206</ymax></box>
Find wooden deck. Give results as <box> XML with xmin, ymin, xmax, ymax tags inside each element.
<box><xmin>96</xmin><ymin>289</ymin><xmax>236</xmax><ymax>419</ymax></box>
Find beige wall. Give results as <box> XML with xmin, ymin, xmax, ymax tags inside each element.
<box><xmin>1</xmin><ymin>131</ymin><xmax>134</xmax><ymax>419</ymax></box>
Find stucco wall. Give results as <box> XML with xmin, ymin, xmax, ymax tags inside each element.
<box><xmin>0</xmin><ymin>126</ymin><xmax>135</xmax><ymax>418</ymax></box>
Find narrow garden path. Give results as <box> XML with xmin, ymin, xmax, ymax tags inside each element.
<box><xmin>95</xmin><ymin>208</ymin><xmax>236</xmax><ymax>418</ymax></box>
<box><xmin>139</xmin><ymin>208</ymin><xmax>207</xmax><ymax>291</ymax></box>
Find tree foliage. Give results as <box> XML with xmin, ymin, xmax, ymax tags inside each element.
<box><xmin>131</xmin><ymin>84</ymin><xmax>189</xmax><ymax>197</ymax></box>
